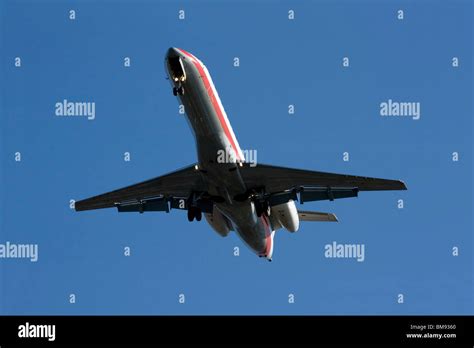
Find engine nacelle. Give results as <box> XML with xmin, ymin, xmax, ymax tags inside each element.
<box><xmin>271</xmin><ymin>200</ymin><xmax>299</xmax><ymax>232</ymax></box>
<box><xmin>205</xmin><ymin>207</ymin><xmax>231</xmax><ymax>237</ymax></box>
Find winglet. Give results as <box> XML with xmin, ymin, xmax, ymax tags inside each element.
<box><xmin>399</xmin><ymin>180</ymin><xmax>408</xmax><ymax>190</ymax></box>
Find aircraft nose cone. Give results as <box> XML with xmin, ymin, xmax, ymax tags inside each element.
<box><xmin>167</xmin><ymin>47</ymin><xmax>181</xmax><ymax>58</ymax></box>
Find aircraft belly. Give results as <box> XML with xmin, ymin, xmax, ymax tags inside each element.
<box><xmin>217</xmin><ymin>201</ymin><xmax>269</xmax><ymax>255</ymax></box>
<box><xmin>170</xmin><ymin>50</ymin><xmax>273</xmax><ymax>258</ymax></box>
<box><xmin>178</xmin><ymin>62</ymin><xmax>246</xmax><ymax>195</ymax></box>
<box><xmin>179</xmin><ymin>63</ymin><xmax>222</xmax><ymax>137</ymax></box>
<box><xmin>180</xmin><ymin>61</ymin><xmax>240</xmax><ymax>161</ymax></box>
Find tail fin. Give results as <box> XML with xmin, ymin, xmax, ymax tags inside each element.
<box><xmin>298</xmin><ymin>210</ymin><xmax>338</xmax><ymax>222</ymax></box>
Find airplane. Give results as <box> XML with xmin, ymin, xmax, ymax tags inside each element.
<box><xmin>75</xmin><ymin>47</ymin><xmax>407</xmax><ymax>261</ymax></box>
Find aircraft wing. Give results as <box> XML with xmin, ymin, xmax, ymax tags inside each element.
<box><xmin>238</xmin><ymin>162</ymin><xmax>406</xmax><ymax>204</ymax></box>
<box><xmin>75</xmin><ymin>164</ymin><xmax>206</xmax><ymax>212</ymax></box>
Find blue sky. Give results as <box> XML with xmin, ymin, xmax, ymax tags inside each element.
<box><xmin>0</xmin><ymin>0</ymin><xmax>472</xmax><ymax>315</ymax></box>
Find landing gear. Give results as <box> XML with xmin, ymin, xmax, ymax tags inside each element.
<box><xmin>255</xmin><ymin>201</ymin><xmax>271</xmax><ymax>218</ymax></box>
<box><xmin>187</xmin><ymin>207</ymin><xmax>194</xmax><ymax>221</ymax></box>
<box><xmin>173</xmin><ymin>86</ymin><xmax>184</xmax><ymax>96</ymax></box>
<box><xmin>195</xmin><ymin>208</ymin><xmax>202</xmax><ymax>221</ymax></box>
<box><xmin>187</xmin><ymin>206</ymin><xmax>201</xmax><ymax>222</ymax></box>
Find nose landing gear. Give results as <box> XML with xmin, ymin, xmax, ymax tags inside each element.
<box><xmin>168</xmin><ymin>56</ymin><xmax>186</xmax><ymax>96</ymax></box>
<box><xmin>173</xmin><ymin>85</ymin><xmax>184</xmax><ymax>96</ymax></box>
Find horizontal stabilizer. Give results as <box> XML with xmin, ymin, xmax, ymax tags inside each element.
<box><xmin>298</xmin><ymin>210</ymin><xmax>338</xmax><ymax>222</ymax></box>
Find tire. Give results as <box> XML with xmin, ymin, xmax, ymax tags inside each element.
<box><xmin>195</xmin><ymin>208</ymin><xmax>202</xmax><ymax>222</ymax></box>
<box><xmin>187</xmin><ymin>207</ymin><xmax>195</xmax><ymax>222</ymax></box>
<box><xmin>173</xmin><ymin>87</ymin><xmax>178</xmax><ymax>96</ymax></box>
<box><xmin>178</xmin><ymin>86</ymin><xmax>184</xmax><ymax>95</ymax></box>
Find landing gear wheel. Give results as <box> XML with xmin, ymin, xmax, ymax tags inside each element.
<box><xmin>187</xmin><ymin>206</ymin><xmax>201</xmax><ymax>222</ymax></box>
<box><xmin>173</xmin><ymin>87</ymin><xmax>178</xmax><ymax>96</ymax></box>
<box><xmin>177</xmin><ymin>86</ymin><xmax>184</xmax><ymax>96</ymax></box>
<box><xmin>187</xmin><ymin>207</ymin><xmax>195</xmax><ymax>222</ymax></box>
<box><xmin>195</xmin><ymin>208</ymin><xmax>202</xmax><ymax>222</ymax></box>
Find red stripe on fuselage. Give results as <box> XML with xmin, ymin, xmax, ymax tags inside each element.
<box><xmin>178</xmin><ymin>48</ymin><xmax>243</xmax><ymax>162</ymax></box>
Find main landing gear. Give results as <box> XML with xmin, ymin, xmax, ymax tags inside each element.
<box><xmin>255</xmin><ymin>200</ymin><xmax>271</xmax><ymax>218</ymax></box>
<box><xmin>173</xmin><ymin>85</ymin><xmax>184</xmax><ymax>96</ymax></box>
<box><xmin>187</xmin><ymin>206</ymin><xmax>202</xmax><ymax>222</ymax></box>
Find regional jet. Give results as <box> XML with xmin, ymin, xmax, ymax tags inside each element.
<box><xmin>75</xmin><ymin>47</ymin><xmax>407</xmax><ymax>261</ymax></box>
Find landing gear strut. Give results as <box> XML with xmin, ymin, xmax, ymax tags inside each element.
<box><xmin>255</xmin><ymin>201</ymin><xmax>271</xmax><ymax>218</ymax></box>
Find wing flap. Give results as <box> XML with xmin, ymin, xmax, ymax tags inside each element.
<box><xmin>116</xmin><ymin>197</ymin><xmax>170</xmax><ymax>213</ymax></box>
